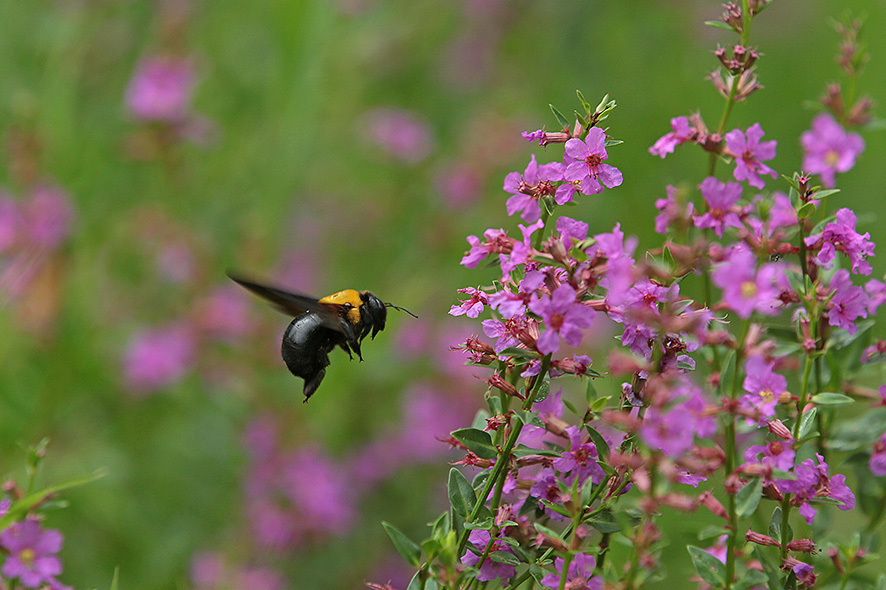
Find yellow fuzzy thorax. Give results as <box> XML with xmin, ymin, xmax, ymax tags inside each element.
<box><xmin>319</xmin><ymin>289</ymin><xmax>363</xmax><ymax>324</ymax></box>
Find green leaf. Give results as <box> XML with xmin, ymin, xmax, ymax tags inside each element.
<box><xmin>751</xmin><ymin>545</ymin><xmax>781</xmax><ymax>590</ymax></box>
<box><xmin>810</xmin><ymin>188</ymin><xmax>841</xmax><ymax>200</ymax></box>
<box><xmin>512</xmin><ymin>444</ymin><xmax>562</xmax><ymax>458</ymax></box>
<box><xmin>513</xmin><ymin>409</ymin><xmax>543</xmax><ymax>428</ymax></box>
<box><xmin>586</xmin><ymin>510</ymin><xmax>621</xmax><ymax>533</ymax></box>
<box><xmin>687</xmin><ymin>545</ymin><xmax>726</xmax><ymax>586</ymax></box>
<box><xmin>704</xmin><ymin>20</ymin><xmax>735</xmax><ymax>31</ymax></box>
<box><xmin>549</xmin><ymin>104</ymin><xmax>570</xmax><ymax>129</ymax></box>
<box><xmin>109</xmin><ymin>567</ymin><xmax>120</xmax><ymax>590</ymax></box>
<box><xmin>533</xmin><ymin>523</ymin><xmax>565</xmax><ymax>542</ymax></box>
<box><xmin>734</xmin><ymin>567</ymin><xmax>770</xmax><ymax>590</ymax></box>
<box><xmin>585</xmin><ymin>425</ymin><xmax>611</xmax><ymax>461</ymax></box>
<box><xmin>451</xmin><ymin>428</ymin><xmax>498</xmax><ymax>459</ymax></box>
<box><xmin>585</xmin><ymin>380</ymin><xmax>598</xmax><ymax>406</ymax></box>
<box><xmin>768</xmin><ymin>506</ymin><xmax>791</xmax><ymax>543</ymax></box>
<box><xmin>810</xmin><ymin>392</ymin><xmax>854</xmax><ymax>407</ymax></box>
<box><xmin>497</xmin><ymin>347</ymin><xmax>538</xmax><ymax>360</ymax></box>
<box><xmin>447</xmin><ymin>468</ymin><xmax>477</xmax><ymax>518</ymax></box>
<box><xmin>540</xmin><ymin>498</ymin><xmax>571</xmax><ymax>518</ymax></box>
<box><xmin>797</xmin><ymin>202</ymin><xmax>818</xmax><ymax>219</ymax></box>
<box><xmin>487</xmin><ymin>394</ymin><xmax>503</xmax><ymax>416</ymax></box>
<box><xmin>0</xmin><ymin>469</ymin><xmax>106</xmax><ymax>531</ymax></box>
<box><xmin>533</xmin><ymin>376</ymin><xmax>551</xmax><ymax>403</ymax></box>
<box><xmin>406</xmin><ymin>571</ymin><xmax>437</xmax><ymax>590</ymax></box>
<box><xmin>489</xmin><ymin>551</ymin><xmax>521</xmax><ymax>566</ymax></box>
<box><xmin>382</xmin><ymin>521</ymin><xmax>422</xmax><ymax>567</ymax></box>
<box><xmin>736</xmin><ymin>477</ymin><xmax>763</xmax><ymax>519</ymax></box>
<box><xmin>797</xmin><ymin>407</ymin><xmax>819</xmax><ymax>440</ymax></box>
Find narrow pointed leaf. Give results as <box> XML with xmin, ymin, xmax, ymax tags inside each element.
<box><xmin>550</xmin><ymin>104</ymin><xmax>570</xmax><ymax>129</ymax></box>
<box><xmin>382</xmin><ymin>521</ymin><xmax>422</xmax><ymax>567</ymax></box>
<box><xmin>736</xmin><ymin>477</ymin><xmax>763</xmax><ymax>519</ymax></box>
<box><xmin>687</xmin><ymin>545</ymin><xmax>726</xmax><ymax>586</ymax></box>
<box><xmin>448</xmin><ymin>468</ymin><xmax>477</xmax><ymax>518</ymax></box>
<box><xmin>451</xmin><ymin>428</ymin><xmax>498</xmax><ymax>459</ymax></box>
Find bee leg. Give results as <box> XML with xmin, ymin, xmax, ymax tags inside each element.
<box><xmin>302</xmin><ymin>368</ymin><xmax>327</xmax><ymax>402</ymax></box>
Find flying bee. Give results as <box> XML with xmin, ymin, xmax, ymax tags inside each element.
<box><xmin>228</xmin><ymin>273</ymin><xmax>417</xmax><ymax>402</ymax></box>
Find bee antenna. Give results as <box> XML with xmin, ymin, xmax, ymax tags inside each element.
<box><xmin>385</xmin><ymin>302</ymin><xmax>418</xmax><ymax>318</ymax></box>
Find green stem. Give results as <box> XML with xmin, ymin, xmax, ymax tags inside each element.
<box><xmin>457</xmin><ymin>356</ymin><xmax>552</xmax><ymax>565</ymax></box>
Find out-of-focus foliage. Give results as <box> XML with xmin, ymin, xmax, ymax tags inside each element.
<box><xmin>0</xmin><ymin>1</ymin><xmax>884</xmax><ymax>589</ymax></box>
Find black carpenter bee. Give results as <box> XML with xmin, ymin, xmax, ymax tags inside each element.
<box><xmin>228</xmin><ymin>273</ymin><xmax>417</xmax><ymax>402</ymax></box>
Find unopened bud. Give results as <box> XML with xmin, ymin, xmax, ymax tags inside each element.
<box><xmin>786</xmin><ymin>539</ymin><xmax>818</xmax><ymax>553</ymax></box>
<box><xmin>767</xmin><ymin>419</ymin><xmax>793</xmax><ymax>440</ymax></box>
<box><xmin>746</xmin><ymin>529</ymin><xmax>780</xmax><ymax>547</ymax></box>
<box><xmin>698</xmin><ymin>490</ymin><xmax>728</xmax><ymax>520</ymax></box>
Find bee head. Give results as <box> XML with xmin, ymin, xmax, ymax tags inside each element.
<box><xmin>360</xmin><ymin>292</ymin><xmax>388</xmax><ymax>339</ymax></box>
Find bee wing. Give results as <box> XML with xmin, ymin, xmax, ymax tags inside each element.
<box><xmin>227</xmin><ymin>273</ymin><xmax>348</xmax><ymax>333</ymax></box>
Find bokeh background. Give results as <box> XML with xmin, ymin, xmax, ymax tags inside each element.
<box><xmin>1</xmin><ymin>0</ymin><xmax>886</xmax><ymax>588</ymax></box>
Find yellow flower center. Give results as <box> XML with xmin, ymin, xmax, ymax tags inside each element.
<box><xmin>740</xmin><ymin>280</ymin><xmax>758</xmax><ymax>299</ymax></box>
<box><xmin>825</xmin><ymin>150</ymin><xmax>840</xmax><ymax>167</ymax></box>
<box><xmin>20</xmin><ymin>548</ymin><xmax>35</xmax><ymax>566</ymax></box>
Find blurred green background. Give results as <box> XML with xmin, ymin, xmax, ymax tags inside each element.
<box><xmin>1</xmin><ymin>0</ymin><xmax>885</xmax><ymax>588</ymax></box>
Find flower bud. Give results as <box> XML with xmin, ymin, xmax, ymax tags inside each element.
<box><xmin>746</xmin><ymin>529</ymin><xmax>780</xmax><ymax>547</ymax></box>
<box><xmin>786</xmin><ymin>539</ymin><xmax>818</xmax><ymax>553</ymax></box>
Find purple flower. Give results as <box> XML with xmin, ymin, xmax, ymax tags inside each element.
<box><xmin>123</xmin><ymin>323</ymin><xmax>196</xmax><ymax>393</ymax></box>
<box><xmin>522</xmin><ymin>128</ymin><xmax>546</xmax><ymax>143</ymax></box>
<box><xmin>777</xmin><ymin>454</ymin><xmax>854</xmax><ymax>524</ymax></box>
<box><xmin>556</xmin><ymin>216</ymin><xmax>589</xmax><ymax>245</ymax></box>
<box><xmin>529</xmin><ymin>470</ymin><xmax>571</xmax><ymax>507</ymax></box>
<box><xmin>362</xmin><ymin>107</ymin><xmax>433</xmax><ymax>164</ymax></box>
<box><xmin>499</xmin><ymin>220</ymin><xmax>544</xmax><ymax>280</ymax></box>
<box><xmin>450</xmin><ymin>287</ymin><xmax>489</xmax><ymax>318</ymax></box>
<box><xmin>739</xmin><ymin>356</ymin><xmax>786</xmax><ymax>425</ymax></box>
<box><xmin>870</xmin><ymin>433</ymin><xmax>886</xmax><ymax>476</ymax></box>
<box><xmin>528</xmin><ymin>284</ymin><xmax>595</xmax><ymax>355</ymax></box>
<box><xmin>711</xmin><ymin>245</ymin><xmax>782</xmax><ymax>318</ymax></box>
<box><xmin>725</xmin><ymin>123</ymin><xmax>777</xmax><ymax>189</ymax></box>
<box><xmin>541</xmin><ymin>553</ymin><xmax>602</xmax><ymax>590</ymax></box>
<box><xmin>866</xmin><ymin>279</ymin><xmax>886</xmax><ymax>315</ymax></box>
<box><xmin>0</xmin><ymin>519</ymin><xmax>65</xmax><ymax>589</ymax></box>
<box><xmin>828</xmin><ymin>269</ymin><xmax>869</xmax><ymax>334</ymax></box>
<box><xmin>461</xmin><ymin>529</ymin><xmax>516</xmax><ymax>582</ymax></box>
<box><xmin>553</xmin><ymin>426</ymin><xmax>605</xmax><ymax>485</ymax></box>
<box><xmin>804</xmin><ymin>208</ymin><xmax>875</xmax><ymax>275</ymax></box>
<box><xmin>649</xmin><ymin>116</ymin><xmax>695</xmax><ymax>158</ymax></box>
<box><xmin>694</xmin><ymin>176</ymin><xmax>743</xmax><ymax>237</ymax></box>
<box><xmin>744</xmin><ymin>439</ymin><xmax>795</xmax><ymax>475</ymax></box>
<box><xmin>503</xmin><ymin>155</ymin><xmax>564</xmax><ymax>222</ymax></box>
<box><xmin>461</xmin><ymin>228</ymin><xmax>508</xmax><ymax>268</ymax></box>
<box><xmin>562</xmin><ymin>128</ymin><xmax>623</xmax><ymax>195</ymax></box>
<box><xmin>126</xmin><ymin>56</ymin><xmax>195</xmax><ymax>123</ymax></box>
<box><xmin>801</xmin><ymin>113</ymin><xmax>865</xmax><ymax>188</ymax></box>
<box><xmin>654</xmin><ymin>185</ymin><xmax>694</xmax><ymax>234</ymax></box>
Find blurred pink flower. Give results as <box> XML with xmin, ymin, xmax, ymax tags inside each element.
<box><xmin>123</xmin><ymin>323</ymin><xmax>196</xmax><ymax>393</ymax></box>
<box><xmin>0</xmin><ymin>192</ymin><xmax>20</xmax><ymax>252</ymax></box>
<box><xmin>21</xmin><ymin>185</ymin><xmax>74</xmax><ymax>250</ymax></box>
<box><xmin>156</xmin><ymin>242</ymin><xmax>195</xmax><ymax>283</ymax></box>
<box><xmin>362</xmin><ymin>107</ymin><xmax>433</xmax><ymax>164</ymax></box>
<box><xmin>284</xmin><ymin>447</ymin><xmax>356</xmax><ymax>536</ymax></box>
<box><xmin>126</xmin><ymin>56</ymin><xmax>195</xmax><ymax>123</ymax></box>
<box><xmin>434</xmin><ymin>162</ymin><xmax>483</xmax><ymax>209</ymax></box>
<box><xmin>195</xmin><ymin>286</ymin><xmax>253</xmax><ymax>342</ymax></box>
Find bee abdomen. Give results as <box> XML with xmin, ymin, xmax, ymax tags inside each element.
<box><xmin>281</xmin><ymin>313</ymin><xmax>340</xmax><ymax>401</ymax></box>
